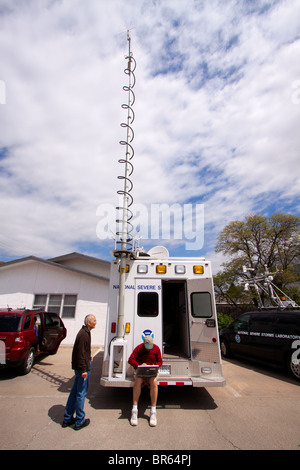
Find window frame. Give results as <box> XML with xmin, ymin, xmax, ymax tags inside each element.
<box><xmin>33</xmin><ymin>294</ymin><xmax>77</xmax><ymax>319</ymax></box>
<box><xmin>191</xmin><ymin>291</ymin><xmax>213</xmax><ymax>318</ymax></box>
<box><xmin>137</xmin><ymin>292</ymin><xmax>159</xmax><ymax>317</ymax></box>
<box><xmin>62</xmin><ymin>295</ymin><xmax>77</xmax><ymax>319</ymax></box>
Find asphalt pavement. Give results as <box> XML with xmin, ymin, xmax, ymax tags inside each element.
<box><xmin>0</xmin><ymin>346</ymin><xmax>299</xmax><ymax>451</ymax></box>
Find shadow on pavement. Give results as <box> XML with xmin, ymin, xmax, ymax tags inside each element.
<box><xmin>223</xmin><ymin>356</ymin><xmax>300</xmax><ymax>386</ymax></box>
<box><xmin>88</xmin><ymin>351</ymin><xmax>217</xmax><ymax>417</ymax></box>
<box><xmin>48</xmin><ymin>404</ymin><xmax>66</xmax><ymax>425</ymax></box>
<box><xmin>44</xmin><ymin>350</ymin><xmax>217</xmax><ymax>426</ymax></box>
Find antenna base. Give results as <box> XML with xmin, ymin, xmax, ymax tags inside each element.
<box><xmin>111</xmin><ymin>249</ymin><xmax>136</xmax><ymax>259</ymax></box>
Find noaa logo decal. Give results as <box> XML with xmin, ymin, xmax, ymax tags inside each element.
<box><xmin>235</xmin><ymin>334</ymin><xmax>241</xmax><ymax>343</ymax></box>
<box><xmin>142</xmin><ymin>329</ymin><xmax>154</xmax><ymax>340</ymax></box>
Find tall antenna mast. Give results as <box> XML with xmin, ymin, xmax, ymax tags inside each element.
<box><xmin>116</xmin><ymin>30</ymin><xmax>136</xmax><ymax>255</ymax></box>
<box><xmin>115</xmin><ymin>30</ymin><xmax>136</xmax><ymax>338</ymax></box>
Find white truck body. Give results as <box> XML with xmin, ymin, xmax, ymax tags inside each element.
<box><xmin>100</xmin><ymin>247</ymin><xmax>225</xmax><ymax>388</ymax></box>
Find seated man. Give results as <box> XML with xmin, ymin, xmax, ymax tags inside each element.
<box><xmin>128</xmin><ymin>334</ymin><xmax>162</xmax><ymax>427</ymax></box>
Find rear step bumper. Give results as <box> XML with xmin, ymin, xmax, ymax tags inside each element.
<box><xmin>158</xmin><ymin>377</ymin><xmax>226</xmax><ymax>387</ymax></box>
<box><xmin>100</xmin><ymin>376</ymin><xmax>226</xmax><ymax>387</ymax></box>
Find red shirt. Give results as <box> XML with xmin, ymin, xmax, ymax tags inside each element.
<box><xmin>128</xmin><ymin>343</ymin><xmax>162</xmax><ymax>370</ymax></box>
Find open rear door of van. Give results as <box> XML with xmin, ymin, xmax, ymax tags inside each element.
<box><xmin>187</xmin><ymin>278</ymin><xmax>221</xmax><ymax>364</ymax></box>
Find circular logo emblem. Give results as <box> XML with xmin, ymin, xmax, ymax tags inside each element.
<box><xmin>142</xmin><ymin>329</ymin><xmax>154</xmax><ymax>341</ymax></box>
<box><xmin>235</xmin><ymin>334</ymin><xmax>241</xmax><ymax>343</ymax></box>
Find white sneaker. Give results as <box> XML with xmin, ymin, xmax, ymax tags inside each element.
<box><xmin>149</xmin><ymin>412</ymin><xmax>157</xmax><ymax>427</ymax></box>
<box><xmin>130</xmin><ymin>410</ymin><xmax>138</xmax><ymax>426</ymax></box>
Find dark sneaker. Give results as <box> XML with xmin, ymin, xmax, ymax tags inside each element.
<box><xmin>62</xmin><ymin>417</ymin><xmax>75</xmax><ymax>428</ymax></box>
<box><xmin>74</xmin><ymin>418</ymin><xmax>90</xmax><ymax>431</ymax></box>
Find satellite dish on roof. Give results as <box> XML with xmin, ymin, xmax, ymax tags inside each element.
<box><xmin>147</xmin><ymin>246</ymin><xmax>169</xmax><ymax>259</ymax></box>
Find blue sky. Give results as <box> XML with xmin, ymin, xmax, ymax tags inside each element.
<box><xmin>0</xmin><ymin>0</ymin><xmax>299</xmax><ymax>273</ymax></box>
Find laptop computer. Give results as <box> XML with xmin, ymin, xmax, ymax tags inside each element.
<box><xmin>136</xmin><ymin>364</ymin><xmax>159</xmax><ymax>378</ymax></box>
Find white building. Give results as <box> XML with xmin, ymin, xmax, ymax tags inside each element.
<box><xmin>0</xmin><ymin>253</ymin><xmax>110</xmax><ymax>345</ymax></box>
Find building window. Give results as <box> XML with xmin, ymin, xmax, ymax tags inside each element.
<box><xmin>33</xmin><ymin>294</ymin><xmax>47</xmax><ymax>310</ymax></box>
<box><xmin>33</xmin><ymin>294</ymin><xmax>77</xmax><ymax>319</ymax></box>
<box><xmin>48</xmin><ymin>294</ymin><xmax>63</xmax><ymax>315</ymax></box>
<box><xmin>62</xmin><ymin>295</ymin><xmax>77</xmax><ymax>318</ymax></box>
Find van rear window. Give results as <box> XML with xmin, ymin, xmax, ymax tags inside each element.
<box><xmin>137</xmin><ymin>292</ymin><xmax>159</xmax><ymax>317</ymax></box>
<box><xmin>191</xmin><ymin>292</ymin><xmax>212</xmax><ymax>318</ymax></box>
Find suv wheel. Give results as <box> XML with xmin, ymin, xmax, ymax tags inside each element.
<box><xmin>287</xmin><ymin>355</ymin><xmax>300</xmax><ymax>382</ymax></box>
<box><xmin>21</xmin><ymin>347</ymin><xmax>35</xmax><ymax>375</ymax></box>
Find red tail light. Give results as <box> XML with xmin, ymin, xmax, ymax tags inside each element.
<box><xmin>14</xmin><ymin>334</ymin><xmax>25</xmax><ymax>347</ymax></box>
<box><xmin>111</xmin><ymin>322</ymin><xmax>116</xmax><ymax>333</ymax></box>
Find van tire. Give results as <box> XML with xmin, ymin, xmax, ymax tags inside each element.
<box><xmin>287</xmin><ymin>355</ymin><xmax>300</xmax><ymax>382</ymax></box>
<box><xmin>220</xmin><ymin>338</ymin><xmax>233</xmax><ymax>358</ymax></box>
<box><xmin>20</xmin><ymin>347</ymin><xmax>35</xmax><ymax>375</ymax></box>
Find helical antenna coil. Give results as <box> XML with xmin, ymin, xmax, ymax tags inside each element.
<box><xmin>116</xmin><ymin>47</ymin><xmax>136</xmax><ymax>251</ymax></box>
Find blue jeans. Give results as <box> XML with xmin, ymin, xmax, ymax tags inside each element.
<box><xmin>64</xmin><ymin>369</ymin><xmax>91</xmax><ymax>426</ymax></box>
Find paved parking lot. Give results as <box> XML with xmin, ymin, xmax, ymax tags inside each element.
<box><xmin>0</xmin><ymin>346</ymin><xmax>299</xmax><ymax>451</ymax></box>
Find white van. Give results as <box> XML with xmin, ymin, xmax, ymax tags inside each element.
<box><xmin>100</xmin><ymin>246</ymin><xmax>225</xmax><ymax>388</ymax></box>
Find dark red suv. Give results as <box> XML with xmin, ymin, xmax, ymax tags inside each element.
<box><xmin>0</xmin><ymin>308</ymin><xmax>67</xmax><ymax>374</ymax></box>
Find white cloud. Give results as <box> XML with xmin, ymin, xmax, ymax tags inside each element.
<box><xmin>0</xmin><ymin>0</ymin><xmax>299</xmax><ymax>269</ymax></box>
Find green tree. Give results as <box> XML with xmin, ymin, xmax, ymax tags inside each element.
<box><xmin>214</xmin><ymin>259</ymin><xmax>249</xmax><ymax>307</ymax></box>
<box><xmin>216</xmin><ymin>213</ymin><xmax>300</xmax><ymax>270</ymax></box>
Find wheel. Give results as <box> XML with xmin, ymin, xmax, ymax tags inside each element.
<box><xmin>220</xmin><ymin>338</ymin><xmax>233</xmax><ymax>358</ymax></box>
<box><xmin>287</xmin><ymin>355</ymin><xmax>300</xmax><ymax>382</ymax></box>
<box><xmin>20</xmin><ymin>347</ymin><xmax>35</xmax><ymax>375</ymax></box>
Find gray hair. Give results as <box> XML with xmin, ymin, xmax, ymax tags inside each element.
<box><xmin>84</xmin><ymin>314</ymin><xmax>94</xmax><ymax>325</ymax></box>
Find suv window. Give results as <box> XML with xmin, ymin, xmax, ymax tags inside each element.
<box><xmin>234</xmin><ymin>313</ymin><xmax>250</xmax><ymax>332</ymax></box>
<box><xmin>0</xmin><ymin>314</ymin><xmax>22</xmax><ymax>332</ymax></box>
<box><xmin>250</xmin><ymin>313</ymin><xmax>300</xmax><ymax>335</ymax></box>
<box><xmin>250</xmin><ymin>314</ymin><xmax>274</xmax><ymax>333</ymax></box>
<box><xmin>23</xmin><ymin>314</ymin><xmax>32</xmax><ymax>331</ymax></box>
<box><xmin>44</xmin><ymin>312</ymin><xmax>61</xmax><ymax>327</ymax></box>
<box><xmin>275</xmin><ymin>315</ymin><xmax>298</xmax><ymax>332</ymax></box>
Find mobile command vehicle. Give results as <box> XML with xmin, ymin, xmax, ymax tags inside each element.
<box><xmin>0</xmin><ymin>308</ymin><xmax>67</xmax><ymax>374</ymax></box>
<box><xmin>100</xmin><ymin>246</ymin><xmax>226</xmax><ymax>388</ymax></box>
<box><xmin>220</xmin><ymin>310</ymin><xmax>300</xmax><ymax>381</ymax></box>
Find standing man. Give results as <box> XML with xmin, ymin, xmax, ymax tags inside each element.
<box><xmin>128</xmin><ymin>334</ymin><xmax>162</xmax><ymax>427</ymax></box>
<box><xmin>62</xmin><ymin>314</ymin><xmax>97</xmax><ymax>430</ymax></box>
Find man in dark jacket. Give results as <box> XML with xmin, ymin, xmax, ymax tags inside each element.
<box><xmin>128</xmin><ymin>334</ymin><xmax>162</xmax><ymax>427</ymax></box>
<box><xmin>62</xmin><ymin>314</ymin><xmax>96</xmax><ymax>430</ymax></box>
